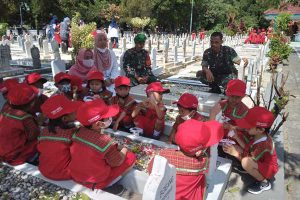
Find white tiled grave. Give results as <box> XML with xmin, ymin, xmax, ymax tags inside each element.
<box><xmin>130</xmin><ymin>81</ymin><xmax>223</xmax><ymax>114</ymax></box>
<box><xmin>4</xmin><ymin>126</ymin><xmax>232</xmax><ymax>200</ymax></box>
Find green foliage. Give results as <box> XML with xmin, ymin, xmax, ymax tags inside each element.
<box><xmin>275</xmin><ymin>12</ymin><xmax>292</xmax><ymax>34</ymax></box>
<box><xmin>267</xmin><ymin>34</ymin><xmax>292</xmax><ymax>68</ymax></box>
<box><xmin>71</xmin><ymin>12</ymin><xmax>96</xmax><ymax>60</ymax></box>
<box><xmin>130</xmin><ymin>17</ymin><xmax>150</xmax><ymax>30</ymax></box>
<box><xmin>0</xmin><ymin>23</ymin><xmax>9</xmax><ymax>36</ymax></box>
<box><xmin>223</xmin><ymin>27</ymin><xmax>236</xmax><ymax>37</ymax></box>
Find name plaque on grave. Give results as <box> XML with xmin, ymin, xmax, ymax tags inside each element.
<box><xmin>143</xmin><ymin>155</ymin><xmax>176</xmax><ymax>200</ymax></box>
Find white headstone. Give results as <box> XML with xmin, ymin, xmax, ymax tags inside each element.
<box><xmin>51</xmin><ymin>60</ymin><xmax>66</xmax><ymax>78</ymax></box>
<box><xmin>182</xmin><ymin>39</ymin><xmax>186</xmax><ymax>58</ymax></box>
<box><xmin>148</xmin><ymin>39</ymin><xmax>152</xmax><ymax>53</ymax></box>
<box><xmin>17</xmin><ymin>36</ymin><xmax>22</xmax><ymax>48</ymax></box>
<box><xmin>163</xmin><ymin>42</ymin><xmax>168</xmax><ymax>63</ymax></box>
<box><xmin>173</xmin><ymin>45</ymin><xmax>178</xmax><ymax>63</ymax></box>
<box><xmin>24</xmin><ymin>40</ymin><xmax>32</xmax><ymax>58</ymax></box>
<box><xmin>42</xmin><ymin>40</ymin><xmax>50</xmax><ymax>57</ymax></box>
<box><xmin>142</xmin><ymin>155</ymin><xmax>176</xmax><ymax>200</ymax></box>
<box><xmin>151</xmin><ymin>48</ymin><xmax>157</xmax><ymax>69</ymax></box>
<box><xmin>122</xmin><ymin>37</ymin><xmax>126</xmax><ymax>53</ymax></box>
<box><xmin>192</xmin><ymin>40</ymin><xmax>196</xmax><ymax>57</ymax></box>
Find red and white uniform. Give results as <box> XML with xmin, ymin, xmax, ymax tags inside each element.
<box><xmin>69</xmin><ymin>127</ymin><xmax>136</xmax><ymax>189</ymax></box>
<box><xmin>243</xmin><ymin>136</ymin><xmax>278</xmax><ymax>179</ymax></box>
<box><xmin>111</xmin><ymin>95</ymin><xmax>137</xmax><ymax>127</ymax></box>
<box><xmin>38</xmin><ymin>127</ymin><xmax>77</xmax><ymax>180</ymax></box>
<box><xmin>134</xmin><ymin>102</ymin><xmax>166</xmax><ymax>137</ymax></box>
<box><xmin>0</xmin><ymin>104</ymin><xmax>39</xmax><ymax>165</ymax></box>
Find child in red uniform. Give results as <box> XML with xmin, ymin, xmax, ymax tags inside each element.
<box><xmin>54</xmin><ymin>72</ymin><xmax>74</xmax><ymax>99</ymax></box>
<box><xmin>168</xmin><ymin>93</ymin><xmax>205</xmax><ymax>144</ymax></box>
<box><xmin>220</xmin><ymin>79</ymin><xmax>249</xmax><ymax>140</ymax></box>
<box><xmin>132</xmin><ymin>82</ymin><xmax>169</xmax><ymax>139</ymax></box>
<box><xmin>25</xmin><ymin>73</ymin><xmax>49</xmax><ymax>124</ymax></box>
<box><xmin>0</xmin><ymin>83</ymin><xmax>39</xmax><ymax>165</ymax></box>
<box><xmin>69</xmin><ymin>99</ymin><xmax>136</xmax><ymax>190</ymax></box>
<box><xmin>223</xmin><ymin>106</ymin><xmax>278</xmax><ymax>194</ymax></box>
<box><xmin>38</xmin><ymin>95</ymin><xmax>82</xmax><ymax>180</ymax></box>
<box><xmin>111</xmin><ymin>76</ymin><xmax>137</xmax><ymax>131</ymax></box>
<box><xmin>148</xmin><ymin>105</ymin><xmax>224</xmax><ymax>200</ymax></box>
<box><xmin>83</xmin><ymin>70</ymin><xmax>112</xmax><ymax>104</ymax></box>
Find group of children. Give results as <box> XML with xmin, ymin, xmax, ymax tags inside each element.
<box><xmin>0</xmin><ymin>72</ymin><xmax>279</xmax><ymax>199</ymax></box>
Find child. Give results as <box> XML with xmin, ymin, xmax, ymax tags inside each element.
<box><xmin>53</xmin><ymin>72</ymin><xmax>74</xmax><ymax>100</ymax></box>
<box><xmin>132</xmin><ymin>82</ymin><xmax>169</xmax><ymax>139</ymax></box>
<box><xmin>69</xmin><ymin>99</ymin><xmax>136</xmax><ymax>190</ymax></box>
<box><xmin>0</xmin><ymin>83</ymin><xmax>40</xmax><ymax>165</ymax></box>
<box><xmin>223</xmin><ymin>106</ymin><xmax>278</xmax><ymax>194</ymax></box>
<box><xmin>38</xmin><ymin>95</ymin><xmax>82</xmax><ymax>180</ymax></box>
<box><xmin>220</xmin><ymin>79</ymin><xmax>249</xmax><ymax>140</ymax></box>
<box><xmin>24</xmin><ymin>73</ymin><xmax>49</xmax><ymax>120</ymax></box>
<box><xmin>111</xmin><ymin>76</ymin><xmax>137</xmax><ymax>131</ymax></box>
<box><xmin>83</xmin><ymin>70</ymin><xmax>112</xmax><ymax>104</ymax></box>
<box><xmin>148</xmin><ymin>105</ymin><xmax>224</xmax><ymax>200</ymax></box>
<box><xmin>168</xmin><ymin>93</ymin><xmax>205</xmax><ymax>143</ymax></box>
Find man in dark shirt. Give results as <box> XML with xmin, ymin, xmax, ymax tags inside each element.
<box><xmin>123</xmin><ymin>33</ymin><xmax>157</xmax><ymax>86</ymax></box>
<box><xmin>196</xmin><ymin>32</ymin><xmax>248</xmax><ymax>93</ymax></box>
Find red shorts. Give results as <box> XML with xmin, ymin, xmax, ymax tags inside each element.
<box><xmin>94</xmin><ymin>151</ymin><xmax>136</xmax><ymax>189</ymax></box>
<box><xmin>258</xmin><ymin>161</ymin><xmax>278</xmax><ymax>179</ymax></box>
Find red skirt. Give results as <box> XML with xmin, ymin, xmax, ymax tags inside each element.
<box><xmin>176</xmin><ymin>174</ymin><xmax>206</xmax><ymax>200</ymax></box>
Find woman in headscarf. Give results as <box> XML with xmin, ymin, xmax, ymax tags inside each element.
<box><xmin>69</xmin><ymin>49</ymin><xmax>94</xmax><ymax>81</ymax></box>
<box><xmin>92</xmin><ymin>33</ymin><xmax>120</xmax><ymax>94</ymax></box>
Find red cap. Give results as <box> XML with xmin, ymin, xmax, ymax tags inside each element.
<box><xmin>115</xmin><ymin>76</ymin><xmax>131</xmax><ymax>87</ymax></box>
<box><xmin>145</xmin><ymin>82</ymin><xmax>170</xmax><ymax>94</ymax></box>
<box><xmin>173</xmin><ymin>93</ymin><xmax>198</xmax><ymax>109</ymax></box>
<box><xmin>175</xmin><ymin>119</ymin><xmax>224</xmax><ymax>154</ymax></box>
<box><xmin>87</xmin><ymin>70</ymin><xmax>104</xmax><ymax>81</ymax></box>
<box><xmin>70</xmin><ymin>75</ymin><xmax>83</xmax><ymax>91</ymax></box>
<box><xmin>54</xmin><ymin>72</ymin><xmax>72</xmax><ymax>84</ymax></box>
<box><xmin>25</xmin><ymin>73</ymin><xmax>47</xmax><ymax>85</ymax></box>
<box><xmin>7</xmin><ymin>83</ymin><xmax>37</xmax><ymax>105</ymax></box>
<box><xmin>235</xmin><ymin>106</ymin><xmax>274</xmax><ymax>129</ymax></box>
<box><xmin>226</xmin><ymin>79</ymin><xmax>246</xmax><ymax>97</ymax></box>
<box><xmin>77</xmin><ymin>99</ymin><xmax>119</xmax><ymax>126</ymax></box>
<box><xmin>41</xmin><ymin>94</ymin><xmax>82</xmax><ymax>119</ymax></box>
<box><xmin>1</xmin><ymin>79</ymin><xmax>19</xmax><ymax>94</ymax></box>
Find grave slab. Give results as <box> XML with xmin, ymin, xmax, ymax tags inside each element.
<box><xmin>0</xmin><ymin>67</ymin><xmax>24</xmax><ymax>78</ymax></box>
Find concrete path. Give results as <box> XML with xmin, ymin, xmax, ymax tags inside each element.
<box><xmin>282</xmin><ymin>42</ymin><xmax>300</xmax><ymax>200</ymax></box>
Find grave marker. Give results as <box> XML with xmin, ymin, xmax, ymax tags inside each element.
<box><xmin>24</xmin><ymin>39</ymin><xmax>32</xmax><ymax>58</ymax></box>
<box><xmin>51</xmin><ymin>59</ymin><xmax>66</xmax><ymax>77</ymax></box>
<box><xmin>31</xmin><ymin>45</ymin><xmax>41</xmax><ymax>68</ymax></box>
<box><xmin>0</xmin><ymin>44</ymin><xmax>12</xmax><ymax>67</ymax></box>
<box><xmin>151</xmin><ymin>48</ymin><xmax>157</xmax><ymax>69</ymax></box>
<box><xmin>143</xmin><ymin>155</ymin><xmax>176</xmax><ymax>200</ymax></box>
<box><xmin>51</xmin><ymin>39</ymin><xmax>61</xmax><ymax>60</ymax></box>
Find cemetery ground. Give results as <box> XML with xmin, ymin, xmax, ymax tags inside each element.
<box><xmin>1</xmin><ymin>39</ymin><xmax>300</xmax><ymax>200</ymax></box>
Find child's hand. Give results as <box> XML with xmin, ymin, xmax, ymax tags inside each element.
<box><xmin>209</xmin><ymin>103</ymin><xmax>221</xmax><ymax>120</ymax></box>
<box><xmin>113</xmin><ymin>122</ymin><xmax>119</xmax><ymax>131</ymax></box>
<box><xmin>142</xmin><ymin>99</ymin><xmax>151</xmax><ymax>108</ymax></box>
<box><xmin>93</xmin><ymin>94</ymin><xmax>101</xmax><ymax>99</ymax></box>
<box><xmin>223</xmin><ymin>144</ymin><xmax>242</xmax><ymax>158</ymax></box>
<box><xmin>223</xmin><ymin>123</ymin><xmax>236</xmax><ymax>131</ymax></box>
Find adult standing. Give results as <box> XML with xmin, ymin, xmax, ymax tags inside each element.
<box><xmin>60</xmin><ymin>17</ymin><xmax>71</xmax><ymax>52</ymax></box>
<box><xmin>122</xmin><ymin>33</ymin><xmax>157</xmax><ymax>86</ymax></box>
<box><xmin>196</xmin><ymin>32</ymin><xmax>248</xmax><ymax>93</ymax></box>
<box><xmin>92</xmin><ymin>33</ymin><xmax>120</xmax><ymax>93</ymax></box>
<box><xmin>108</xmin><ymin>18</ymin><xmax>119</xmax><ymax>48</ymax></box>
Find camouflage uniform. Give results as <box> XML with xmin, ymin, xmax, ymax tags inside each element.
<box><xmin>199</xmin><ymin>46</ymin><xmax>240</xmax><ymax>89</ymax></box>
<box><xmin>123</xmin><ymin>48</ymin><xmax>157</xmax><ymax>86</ymax></box>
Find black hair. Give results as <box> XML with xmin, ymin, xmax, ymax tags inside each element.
<box><xmin>211</xmin><ymin>32</ymin><xmax>223</xmax><ymax>40</ymax></box>
<box><xmin>48</xmin><ymin>115</ymin><xmax>73</xmax><ymax>134</ymax></box>
<box><xmin>116</xmin><ymin>85</ymin><xmax>130</xmax><ymax>90</ymax></box>
<box><xmin>177</xmin><ymin>104</ymin><xmax>197</xmax><ymax>112</ymax></box>
<box><xmin>87</xmin><ymin>80</ymin><xmax>106</xmax><ymax>91</ymax></box>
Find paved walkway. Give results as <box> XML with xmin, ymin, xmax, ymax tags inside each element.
<box><xmin>282</xmin><ymin>42</ymin><xmax>300</xmax><ymax>200</ymax></box>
